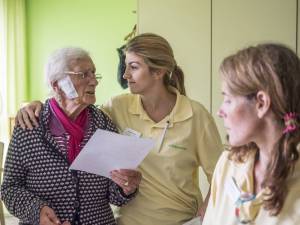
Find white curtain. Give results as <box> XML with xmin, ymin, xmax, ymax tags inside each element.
<box><xmin>0</xmin><ymin>0</ymin><xmax>27</xmax><ymax>152</ymax></box>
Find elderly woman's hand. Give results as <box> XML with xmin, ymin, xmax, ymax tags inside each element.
<box><xmin>110</xmin><ymin>169</ymin><xmax>142</xmax><ymax>195</ymax></box>
<box><xmin>40</xmin><ymin>206</ymin><xmax>71</xmax><ymax>225</ymax></box>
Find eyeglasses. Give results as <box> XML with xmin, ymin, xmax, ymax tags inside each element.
<box><xmin>64</xmin><ymin>71</ymin><xmax>102</xmax><ymax>81</ymax></box>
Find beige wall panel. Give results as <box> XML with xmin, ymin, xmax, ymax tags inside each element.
<box><xmin>212</xmin><ymin>0</ymin><xmax>297</xmax><ymax>142</ymax></box>
<box><xmin>138</xmin><ymin>0</ymin><xmax>211</xmax><ymax>197</ymax></box>
<box><xmin>138</xmin><ymin>0</ymin><xmax>212</xmax><ymax>110</ymax></box>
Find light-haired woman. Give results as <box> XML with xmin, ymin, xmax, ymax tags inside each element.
<box><xmin>203</xmin><ymin>43</ymin><xmax>300</xmax><ymax>225</ymax></box>
<box><xmin>16</xmin><ymin>33</ymin><xmax>222</xmax><ymax>225</ymax></box>
<box><xmin>1</xmin><ymin>47</ymin><xmax>141</xmax><ymax>225</ymax></box>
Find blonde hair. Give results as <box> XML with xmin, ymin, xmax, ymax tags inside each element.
<box><xmin>220</xmin><ymin>43</ymin><xmax>300</xmax><ymax>215</ymax></box>
<box><xmin>125</xmin><ymin>33</ymin><xmax>186</xmax><ymax>95</ymax></box>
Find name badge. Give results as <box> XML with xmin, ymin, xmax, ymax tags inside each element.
<box><xmin>122</xmin><ymin>128</ymin><xmax>141</xmax><ymax>137</ymax></box>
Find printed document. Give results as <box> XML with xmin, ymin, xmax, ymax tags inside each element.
<box><xmin>70</xmin><ymin>129</ymin><xmax>154</xmax><ymax>178</ymax></box>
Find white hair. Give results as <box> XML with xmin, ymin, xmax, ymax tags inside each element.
<box><xmin>45</xmin><ymin>47</ymin><xmax>91</xmax><ymax>96</ymax></box>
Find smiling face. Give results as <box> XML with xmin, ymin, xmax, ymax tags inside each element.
<box><xmin>217</xmin><ymin>81</ymin><xmax>262</xmax><ymax>146</ymax></box>
<box><xmin>65</xmin><ymin>57</ymin><xmax>98</xmax><ymax>106</ymax></box>
<box><xmin>123</xmin><ymin>52</ymin><xmax>158</xmax><ymax>95</ymax></box>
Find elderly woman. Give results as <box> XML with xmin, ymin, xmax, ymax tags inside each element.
<box><xmin>103</xmin><ymin>34</ymin><xmax>221</xmax><ymax>225</ymax></box>
<box><xmin>1</xmin><ymin>47</ymin><xmax>141</xmax><ymax>225</ymax></box>
<box><xmin>14</xmin><ymin>33</ymin><xmax>222</xmax><ymax>225</ymax></box>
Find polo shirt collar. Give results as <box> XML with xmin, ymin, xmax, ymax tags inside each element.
<box><xmin>128</xmin><ymin>87</ymin><xmax>193</xmax><ymax>127</ymax></box>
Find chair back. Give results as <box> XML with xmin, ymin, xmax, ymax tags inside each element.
<box><xmin>0</xmin><ymin>142</ymin><xmax>3</xmax><ymax>177</ymax></box>
<box><xmin>0</xmin><ymin>142</ymin><xmax>5</xmax><ymax>225</ymax></box>
<box><xmin>8</xmin><ymin>117</ymin><xmax>15</xmax><ymax>139</ymax></box>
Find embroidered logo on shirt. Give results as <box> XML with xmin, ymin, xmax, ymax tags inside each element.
<box><xmin>168</xmin><ymin>144</ymin><xmax>186</xmax><ymax>150</ymax></box>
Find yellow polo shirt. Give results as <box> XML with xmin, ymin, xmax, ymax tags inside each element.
<box><xmin>203</xmin><ymin>151</ymin><xmax>300</xmax><ymax>225</ymax></box>
<box><xmin>101</xmin><ymin>89</ymin><xmax>222</xmax><ymax>225</ymax></box>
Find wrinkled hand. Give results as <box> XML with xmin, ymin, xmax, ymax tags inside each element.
<box><xmin>40</xmin><ymin>206</ymin><xmax>71</xmax><ymax>225</ymax></box>
<box><xmin>110</xmin><ymin>169</ymin><xmax>142</xmax><ymax>195</ymax></box>
<box><xmin>16</xmin><ymin>101</ymin><xmax>43</xmax><ymax>130</ymax></box>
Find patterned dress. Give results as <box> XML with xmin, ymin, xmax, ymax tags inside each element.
<box><xmin>1</xmin><ymin>100</ymin><xmax>136</xmax><ymax>225</ymax></box>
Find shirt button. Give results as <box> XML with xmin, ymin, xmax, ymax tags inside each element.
<box><xmin>72</xmin><ymin>176</ymin><xmax>78</xmax><ymax>183</ymax></box>
<box><xmin>74</xmin><ymin>201</ymin><xmax>80</xmax><ymax>208</ymax></box>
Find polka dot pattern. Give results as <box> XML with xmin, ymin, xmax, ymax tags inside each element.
<box><xmin>1</xmin><ymin>101</ymin><xmax>134</xmax><ymax>225</ymax></box>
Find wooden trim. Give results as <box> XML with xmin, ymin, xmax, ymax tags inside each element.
<box><xmin>8</xmin><ymin>117</ymin><xmax>15</xmax><ymax>139</ymax></box>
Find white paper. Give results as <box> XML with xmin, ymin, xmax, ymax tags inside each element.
<box><xmin>69</xmin><ymin>129</ymin><xmax>154</xmax><ymax>178</ymax></box>
<box><xmin>182</xmin><ymin>217</ymin><xmax>202</xmax><ymax>225</ymax></box>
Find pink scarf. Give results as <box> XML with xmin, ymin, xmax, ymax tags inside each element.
<box><xmin>49</xmin><ymin>98</ymin><xmax>88</xmax><ymax>163</ymax></box>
